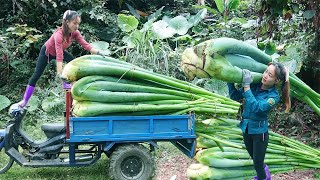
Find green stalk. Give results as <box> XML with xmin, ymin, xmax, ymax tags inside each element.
<box><xmin>63</xmin><ymin>59</ymin><xmax>235</xmax><ymax>103</ymax></box>
<box><xmin>76</xmin><ymin>55</ymin><xmax>205</xmax><ymax>89</ymax></box>
<box><xmin>197</xmin><ymin>132</ymin><xmax>242</xmax><ymax>149</ymax></box>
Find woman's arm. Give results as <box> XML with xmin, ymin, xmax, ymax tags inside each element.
<box><xmin>227</xmin><ymin>83</ymin><xmax>244</xmax><ymax>101</ymax></box>
<box><xmin>73</xmin><ymin>30</ymin><xmax>94</xmax><ymax>52</ymax></box>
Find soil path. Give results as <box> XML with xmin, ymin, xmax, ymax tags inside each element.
<box><xmin>155</xmin><ymin>154</ymin><xmax>319</xmax><ymax>180</ymax></box>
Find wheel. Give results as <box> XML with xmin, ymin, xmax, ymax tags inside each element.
<box><xmin>109</xmin><ymin>144</ymin><xmax>155</xmax><ymax>180</ymax></box>
<box><xmin>0</xmin><ymin>147</ymin><xmax>14</xmax><ymax>174</ymax></box>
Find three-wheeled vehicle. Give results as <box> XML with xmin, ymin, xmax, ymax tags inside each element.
<box><xmin>0</xmin><ymin>87</ymin><xmax>196</xmax><ymax>179</ymax></box>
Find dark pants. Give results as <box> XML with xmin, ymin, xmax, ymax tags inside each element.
<box><xmin>28</xmin><ymin>45</ymin><xmax>74</xmax><ymax>86</ymax></box>
<box><xmin>243</xmin><ymin>128</ymin><xmax>269</xmax><ymax>180</ymax></box>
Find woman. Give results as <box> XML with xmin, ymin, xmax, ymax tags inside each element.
<box><xmin>18</xmin><ymin>10</ymin><xmax>104</xmax><ymax>108</ymax></box>
<box><xmin>228</xmin><ymin>63</ymin><xmax>290</xmax><ymax>180</ymax></box>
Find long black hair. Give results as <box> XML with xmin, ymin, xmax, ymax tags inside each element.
<box><xmin>269</xmin><ymin>62</ymin><xmax>291</xmax><ymax>112</ymax></box>
<box><xmin>61</xmin><ymin>10</ymin><xmax>80</xmax><ymax>38</ymax></box>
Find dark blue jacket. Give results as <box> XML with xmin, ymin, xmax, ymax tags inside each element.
<box><xmin>228</xmin><ymin>83</ymin><xmax>280</xmax><ymax>134</ymax></box>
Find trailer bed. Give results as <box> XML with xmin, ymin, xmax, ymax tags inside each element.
<box><xmin>67</xmin><ymin>114</ymin><xmax>196</xmax><ymax>157</ymax></box>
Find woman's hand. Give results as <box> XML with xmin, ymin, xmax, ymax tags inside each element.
<box><xmin>242</xmin><ymin>69</ymin><xmax>253</xmax><ymax>89</ymax></box>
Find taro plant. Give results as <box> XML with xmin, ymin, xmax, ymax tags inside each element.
<box><xmin>115</xmin><ymin>7</ymin><xmax>207</xmax><ymax>75</ymax></box>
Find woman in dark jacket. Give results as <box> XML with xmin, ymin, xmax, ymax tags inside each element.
<box><xmin>228</xmin><ymin>62</ymin><xmax>290</xmax><ymax>180</ymax></box>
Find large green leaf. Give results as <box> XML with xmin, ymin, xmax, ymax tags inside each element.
<box><xmin>0</xmin><ymin>95</ymin><xmax>11</xmax><ymax>111</ymax></box>
<box><xmin>204</xmin><ymin>78</ymin><xmax>228</xmax><ymax>97</ymax></box>
<box><xmin>122</xmin><ymin>30</ymin><xmax>143</xmax><ymax>48</ymax></box>
<box><xmin>188</xmin><ymin>9</ymin><xmax>207</xmax><ymax>27</ymax></box>
<box><xmin>265</xmin><ymin>42</ymin><xmax>277</xmax><ymax>55</ymax></box>
<box><xmin>213</xmin><ymin>0</ymin><xmax>224</xmax><ymax>13</ymax></box>
<box><xmin>27</xmin><ymin>96</ymin><xmax>40</xmax><ymax>112</ymax></box>
<box><xmin>152</xmin><ymin>20</ymin><xmax>175</xmax><ymax>39</ymax></box>
<box><xmin>278</xmin><ymin>57</ymin><xmax>302</xmax><ymax>74</ymax></box>
<box><xmin>168</xmin><ymin>16</ymin><xmax>189</xmax><ymax>35</ymax></box>
<box><xmin>90</xmin><ymin>41</ymin><xmax>111</xmax><ymax>56</ymax></box>
<box><xmin>227</xmin><ymin>0</ymin><xmax>240</xmax><ymax>11</ymax></box>
<box><xmin>41</xmin><ymin>96</ymin><xmax>64</xmax><ymax>112</ymax></box>
<box><xmin>125</xmin><ymin>3</ymin><xmax>140</xmax><ymax>19</ymax></box>
<box><xmin>117</xmin><ymin>14</ymin><xmax>139</xmax><ymax>32</ymax></box>
<box><xmin>303</xmin><ymin>10</ymin><xmax>316</xmax><ymax>20</ymax></box>
<box><xmin>142</xmin><ymin>6</ymin><xmax>164</xmax><ymax>32</ymax></box>
<box><xmin>193</xmin><ymin>5</ymin><xmax>219</xmax><ymax>15</ymax></box>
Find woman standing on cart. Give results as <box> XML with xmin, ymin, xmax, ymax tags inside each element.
<box><xmin>17</xmin><ymin>10</ymin><xmax>105</xmax><ymax>108</ymax></box>
<box><xmin>227</xmin><ymin>62</ymin><xmax>290</xmax><ymax>180</ymax></box>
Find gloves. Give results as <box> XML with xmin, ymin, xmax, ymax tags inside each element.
<box><xmin>56</xmin><ymin>74</ymin><xmax>72</xmax><ymax>89</ymax></box>
<box><xmin>242</xmin><ymin>69</ymin><xmax>253</xmax><ymax>87</ymax></box>
<box><xmin>97</xmin><ymin>51</ymin><xmax>106</xmax><ymax>58</ymax></box>
<box><xmin>62</xmin><ymin>81</ymin><xmax>72</xmax><ymax>89</ymax></box>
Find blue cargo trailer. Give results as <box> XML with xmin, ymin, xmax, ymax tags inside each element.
<box><xmin>1</xmin><ymin>88</ymin><xmax>196</xmax><ymax>180</ymax></box>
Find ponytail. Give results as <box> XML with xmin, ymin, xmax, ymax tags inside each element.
<box><xmin>268</xmin><ymin>62</ymin><xmax>291</xmax><ymax>112</ymax></box>
<box><xmin>282</xmin><ymin>79</ymin><xmax>291</xmax><ymax>112</ymax></box>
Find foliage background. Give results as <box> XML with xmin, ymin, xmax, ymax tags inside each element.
<box><xmin>0</xmin><ymin>0</ymin><xmax>319</xmax><ymax>178</ymax></box>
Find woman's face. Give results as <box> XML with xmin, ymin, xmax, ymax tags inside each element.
<box><xmin>67</xmin><ymin>16</ymin><xmax>81</xmax><ymax>32</ymax></box>
<box><xmin>261</xmin><ymin>64</ymin><xmax>278</xmax><ymax>86</ymax></box>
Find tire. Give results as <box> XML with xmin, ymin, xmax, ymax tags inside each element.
<box><xmin>0</xmin><ymin>147</ymin><xmax>14</xmax><ymax>174</ymax></box>
<box><xmin>109</xmin><ymin>144</ymin><xmax>155</xmax><ymax>180</ymax></box>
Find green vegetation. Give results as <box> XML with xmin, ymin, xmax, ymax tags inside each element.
<box><xmin>0</xmin><ymin>0</ymin><xmax>319</xmax><ymax>179</ymax></box>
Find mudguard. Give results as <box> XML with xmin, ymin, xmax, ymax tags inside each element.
<box><xmin>0</xmin><ymin>129</ymin><xmax>5</xmax><ymax>149</ymax></box>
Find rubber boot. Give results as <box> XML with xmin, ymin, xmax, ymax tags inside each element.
<box><xmin>253</xmin><ymin>164</ymin><xmax>271</xmax><ymax>180</ymax></box>
<box><xmin>264</xmin><ymin>164</ymin><xmax>271</xmax><ymax>180</ymax></box>
<box><xmin>18</xmin><ymin>85</ymin><xmax>35</xmax><ymax>108</ymax></box>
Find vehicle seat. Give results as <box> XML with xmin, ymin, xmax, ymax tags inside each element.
<box><xmin>41</xmin><ymin>123</ymin><xmax>65</xmax><ymax>138</ymax></box>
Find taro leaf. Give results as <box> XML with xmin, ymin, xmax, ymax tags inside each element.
<box><xmin>192</xmin><ymin>26</ymin><xmax>209</xmax><ymax>36</ymax></box>
<box><xmin>278</xmin><ymin>56</ymin><xmax>302</xmax><ymax>73</ymax></box>
<box><xmin>152</xmin><ymin>20</ymin><xmax>175</xmax><ymax>39</ymax></box>
<box><xmin>204</xmin><ymin>78</ymin><xmax>228</xmax><ymax>97</ymax></box>
<box><xmin>91</xmin><ymin>41</ymin><xmax>111</xmax><ymax>56</ymax></box>
<box><xmin>173</xmin><ymin>34</ymin><xmax>192</xmax><ymax>42</ymax></box>
<box><xmin>122</xmin><ymin>30</ymin><xmax>143</xmax><ymax>48</ymax></box>
<box><xmin>122</xmin><ymin>36</ymin><xmax>135</xmax><ymax>48</ymax></box>
<box><xmin>303</xmin><ymin>10</ymin><xmax>316</xmax><ymax>20</ymax></box>
<box><xmin>230</xmin><ymin>17</ymin><xmax>247</xmax><ymax>24</ymax></box>
<box><xmin>193</xmin><ymin>5</ymin><xmax>219</xmax><ymax>15</ymax></box>
<box><xmin>241</xmin><ymin>19</ymin><xmax>256</xmax><ymax>28</ymax></box>
<box><xmin>148</xmin><ymin>6</ymin><xmax>164</xmax><ymax>22</ymax></box>
<box><xmin>264</xmin><ymin>42</ymin><xmax>277</xmax><ymax>55</ymax></box>
<box><xmin>285</xmin><ymin>45</ymin><xmax>300</xmax><ymax>58</ymax></box>
<box><xmin>142</xmin><ymin>6</ymin><xmax>164</xmax><ymax>32</ymax></box>
<box><xmin>291</xmin><ymin>4</ymin><xmax>299</xmax><ymax>13</ymax></box>
<box><xmin>27</xmin><ymin>96</ymin><xmax>40</xmax><ymax>112</ymax></box>
<box><xmin>227</xmin><ymin>0</ymin><xmax>240</xmax><ymax>11</ymax></box>
<box><xmin>168</xmin><ymin>16</ymin><xmax>189</xmax><ymax>35</ymax></box>
<box><xmin>0</xmin><ymin>95</ymin><xmax>11</xmax><ymax>111</ymax></box>
<box><xmin>10</xmin><ymin>60</ymin><xmax>21</xmax><ymax>69</ymax></box>
<box><xmin>41</xmin><ymin>96</ymin><xmax>64</xmax><ymax>112</ymax></box>
<box><xmin>125</xmin><ymin>3</ymin><xmax>140</xmax><ymax>20</ymax></box>
<box><xmin>188</xmin><ymin>9</ymin><xmax>207</xmax><ymax>27</ymax></box>
<box><xmin>213</xmin><ymin>0</ymin><xmax>224</xmax><ymax>14</ymax></box>
<box><xmin>117</xmin><ymin>14</ymin><xmax>139</xmax><ymax>32</ymax></box>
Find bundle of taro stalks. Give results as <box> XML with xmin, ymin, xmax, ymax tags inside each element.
<box><xmin>181</xmin><ymin>37</ymin><xmax>320</xmax><ymax>116</ymax></box>
<box><xmin>61</xmin><ymin>55</ymin><xmax>239</xmax><ymax>117</ymax></box>
<box><xmin>188</xmin><ymin>118</ymin><xmax>320</xmax><ymax>179</ymax></box>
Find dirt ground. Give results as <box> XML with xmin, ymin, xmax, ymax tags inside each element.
<box><xmin>155</xmin><ymin>154</ymin><xmax>319</xmax><ymax>180</ymax></box>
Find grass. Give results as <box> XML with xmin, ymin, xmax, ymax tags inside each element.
<box><xmin>0</xmin><ymin>157</ymin><xmax>109</xmax><ymax>180</ymax></box>
<box><xmin>0</xmin><ymin>130</ymin><xmax>188</xmax><ymax>180</ymax></box>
